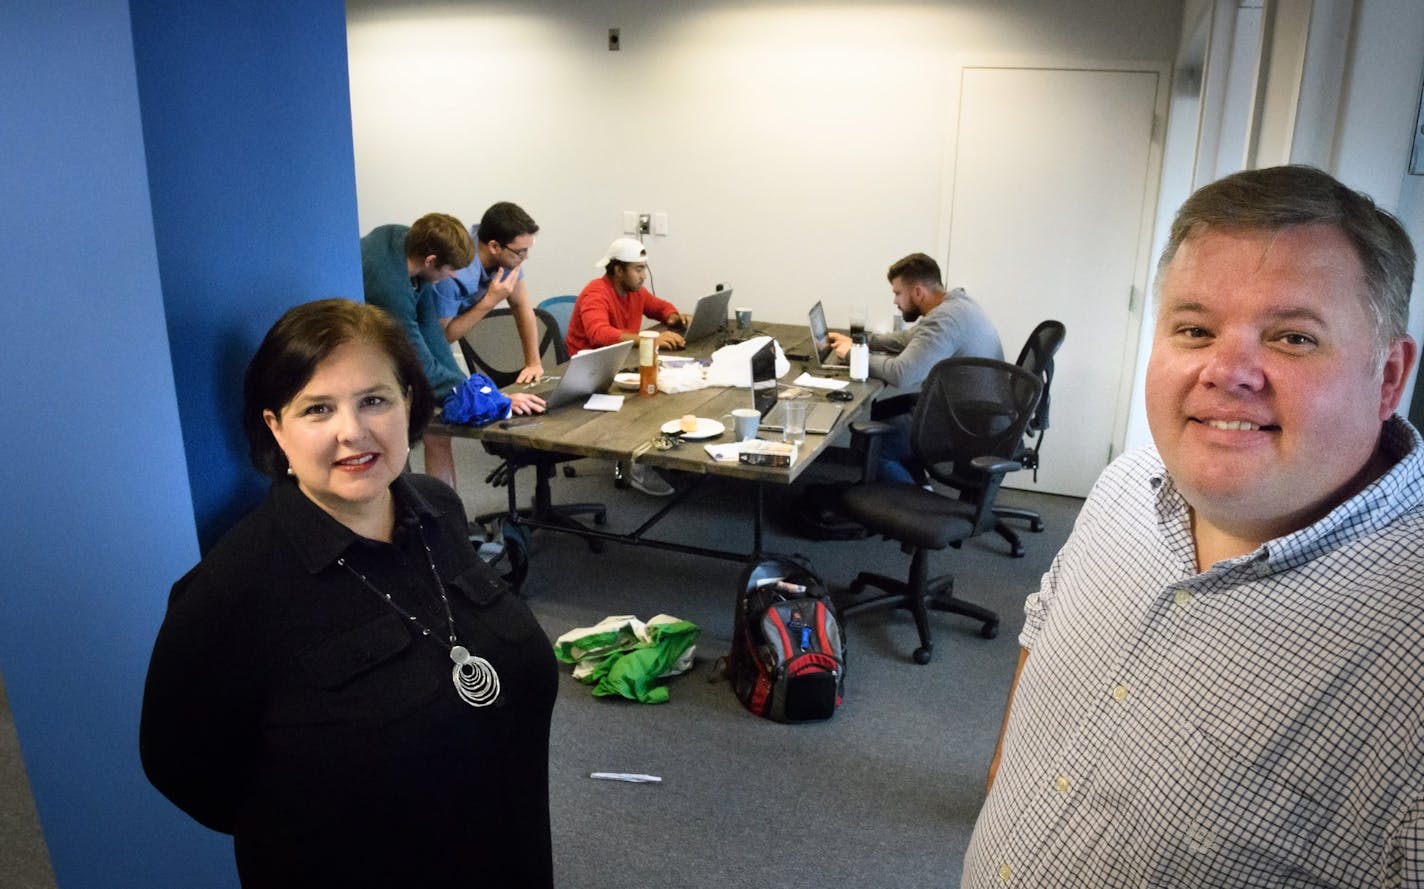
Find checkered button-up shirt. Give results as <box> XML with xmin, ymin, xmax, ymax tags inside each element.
<box><xmin>962</xmin><ymin>417</ymin><xmax>1424</xmax><ymax>888</ymax></box>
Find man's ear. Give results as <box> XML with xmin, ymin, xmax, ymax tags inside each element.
<box><xmin>1378</xmin><ymin>336</ymin><xmax>1418</xmax><ymax>420</ymax></box>
<box><xmin>422</xmin><ymin>254</ymin><xmax>440</xmax><ymax>270</ymax></box>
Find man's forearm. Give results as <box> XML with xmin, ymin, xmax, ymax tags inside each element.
<box><xmin>442</xmin><ymin>299</ymin><xmax>496</xmax><ymax>343</ymax></box>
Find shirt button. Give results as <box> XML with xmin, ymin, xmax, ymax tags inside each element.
<box><xmin>1174</xmin><ymin>589</ymin><xmax>1191</xmax><ymax>607</ymax></box>
<box><xmin>1054</xmin><ymin>774</ymin><xmax>1071</xmax><ymax>794</ymax></box>
<box><xmin>1111</xmin><ymin>684</ymin><xmax>1128</xmax><ymax>702</ymax></box>
<box><xmin>998</xmin><ymin>863</ymin><xmax>1013</xmax><ymax>882</ymax></box>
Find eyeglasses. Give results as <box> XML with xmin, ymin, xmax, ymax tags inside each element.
<box><xmin>501</xmin><ymin>242</ymin><xmax>531</xmax><ymax>260</ymax></box>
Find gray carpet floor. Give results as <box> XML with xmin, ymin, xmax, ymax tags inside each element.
<box><xmin>0</xmin><ymin>441</ymin><xmax>1081</xmax><ymax>888</ymax></box>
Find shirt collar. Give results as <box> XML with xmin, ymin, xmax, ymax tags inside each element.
<box><xmin>271</xmin><ymin>473</ymin><xmax>446</xmax><ymax>575</ymax></box>
<box><xmin>1150</xmin><ymin>415</ymin><xmax>1424</xmax><ymax>574</ymax></box>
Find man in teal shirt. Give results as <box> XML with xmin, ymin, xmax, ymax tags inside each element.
<box><xmin>361</xmin><ymin>212</ymin><xmax>542</xmax><ymax>486</ymax></box>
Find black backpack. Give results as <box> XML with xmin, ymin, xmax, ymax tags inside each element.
<box><xmin>725</xmin><ymin>554</ymin><xmax>845</xmax><ymax>722</ymax></box>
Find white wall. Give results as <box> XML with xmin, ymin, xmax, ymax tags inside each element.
<box><xmin>346</xmin><ymin>0</ymin><xmax>1182</xmax><ymax>335</ymax></box>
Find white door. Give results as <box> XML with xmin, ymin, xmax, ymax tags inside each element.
<box><xmin>948</xmin><ymin>66</ymin><xmax>1159</xmax><ymax>497</ymax></box>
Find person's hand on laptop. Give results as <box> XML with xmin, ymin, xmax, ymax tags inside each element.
<box><xmin>654</xmin><ymin>330</ymin><xmax>686</xmax><ymax>350</ymax></box>
<box><xmin>514</xmin><ymin>363</ymin><xmax>543</xmax><ymax>384</ymax></box>
<box><xmin>826</xmin><ymin>331</ymin><xmax>852</xmax><ymax>359</ymax></box>
<box><xmin>508</xmin><ymin>392</ymin><xmax>546</xmax><ymax>415</ymax></box>
<box><xmin>664</xmin><ymin>311</ymin><xmax>689</xmax><ymax>329</ymax></box>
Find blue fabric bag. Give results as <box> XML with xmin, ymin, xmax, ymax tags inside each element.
<box><xmin>443</xmin><ymin>373</ymin><xmax>512</xmax><ymax>426</ymax></box>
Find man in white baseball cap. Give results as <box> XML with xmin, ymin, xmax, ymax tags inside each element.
<box><xmin>565</xmin><ymin>237</ymin><xmax>689</xmax><ymax>496</ymax></box>
<box><xmin>564</xmin><ymin>237</ymin><xmax>689</xmax><ymax>356</ymax></box>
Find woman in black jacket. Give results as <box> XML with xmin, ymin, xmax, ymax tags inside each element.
<box><xmin>141</xmin><ymin>298</ymin><xmax>557</xmax><ymax>887</ymax></box>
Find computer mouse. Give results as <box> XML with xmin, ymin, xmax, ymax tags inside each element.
<box><xmin>827</xmin><ymin>389</ymin><xmax>854</xmax><ymax>402</ymax></box>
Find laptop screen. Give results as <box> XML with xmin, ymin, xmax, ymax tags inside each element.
<box><xmin>808</xmin><ymin>301</ymin><xmax>836</xmax><ymax>365</ymax></box>
<box><xmin>750</xmin><ymin>339</ymin><xmax>778</xmax><ymax>416</ymax></box>
<box><xmin>682</xmin><ymin>288</ymin><xmax>734</xmax><ymax>344</ymax></box>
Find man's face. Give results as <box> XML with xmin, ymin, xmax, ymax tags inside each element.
<box><xmin>1145</xmin><ymin>224</ymin><xmax>1413</xmax><ymax>541</ymax></box>
<box><xmin>613</xmin><ymin>262</ymin><xmax>648</xmax><ymax>293</ymax></box>
<box><xmin>493</xmin><ymin>233</ymin><xmax>534</xmax><ymax>271</ymax></box>
<box><xmin>890</xmin><ymin>277</ymin><xmax>922</xmax><ymax>322</ymax></box>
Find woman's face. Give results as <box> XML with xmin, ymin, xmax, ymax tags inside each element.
<box><xmin>263</xmin><ymin>339</ymin><xmax>411</xmax><ymax>529</ymax></box>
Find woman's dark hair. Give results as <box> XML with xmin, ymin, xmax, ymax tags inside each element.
<box><xmin>242</xmin><ymin>299</ymin><xmax>435</xmax><ymax>478</ymax></box>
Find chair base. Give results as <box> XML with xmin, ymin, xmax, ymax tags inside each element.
<box><xmin>482</xmin><ymin>457</ymin><xmax>608</xmax><ymax>553</ymax></box>
<box><xmin>839</xmin><ymin>548</ymin><xmax>999</xmax><ymax>665</ymax></box>
<box><xmin>991</xmin><ymin>506</ymin><xmax>1045</xmax><ymax>558</ymax></box>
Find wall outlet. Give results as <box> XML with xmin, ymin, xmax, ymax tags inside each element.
<box><xmin>653</xmin><ymin>212</ymin><xmax>668</xmax><ymax>236</ymax></box>
<box><xmin>637</xmin><ymin>213</ymin><xmax>651</xmax><ymax>234</ymax></box>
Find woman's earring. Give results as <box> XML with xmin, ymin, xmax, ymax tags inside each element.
<box><xmin>286</xmin><ymin>465</ymin><xmax>295</xmax><ymax>476</ymax></box>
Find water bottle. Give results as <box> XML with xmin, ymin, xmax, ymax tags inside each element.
<box><xmin>849</xmin><ymin>333</ymin><xmax>869</xmax><ymax>382</ymax></box>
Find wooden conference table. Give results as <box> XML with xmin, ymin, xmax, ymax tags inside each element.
<box><xmin>428</xmin><ymin>321</ymin><xmax>883</xmax><ymax>562</ymax></box>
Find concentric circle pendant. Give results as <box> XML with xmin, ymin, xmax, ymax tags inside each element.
<box><xmin>450</xmin><ymin>645</ymin><xmax>500</xmax><ymax>707</ymax></box>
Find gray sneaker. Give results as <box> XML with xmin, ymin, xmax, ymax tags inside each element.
<box><xmin>624</xmin><ymin>462</ymin><xmax>675</xmax><ymax>496</ymax></box>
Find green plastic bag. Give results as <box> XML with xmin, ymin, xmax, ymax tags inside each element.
<box><xmin>553</xmin><ymin>614</ymin><xmax>700</xmax><ymax>704</ymax></box>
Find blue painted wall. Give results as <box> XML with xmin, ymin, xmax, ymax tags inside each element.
<box><xmin>0</xmin><ymin>0</ymin><xmax>360</xmax><ymax>885</ymax></box>
<box><xmin>131</xmin><ymin>0</ymin><xmax>364</xmax><ymax>551</ymax></box>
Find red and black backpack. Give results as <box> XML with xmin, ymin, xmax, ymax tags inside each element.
<box><xmin>725</xmin><ymin>554</ymin><xmax>845</xmax><ymax>722</ymax></box>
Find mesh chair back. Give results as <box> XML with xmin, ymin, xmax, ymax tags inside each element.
<box><xmin>536</xmin><ymin>295</ymin><xmax>577</xmax><ymax>343</ymax></box>
<box><xmin>459</xmin><ymin>307</ymin><xmax>566</xmax><ymax>388</ymax></box>
<box><xmin>910</xmin><ymin>358</ymin><xmax>1043</xmax><ymax>490</ymax></box>
<box><xmin>1014</xmin><ymin>320</ymin><xmax>1065</xmax><ymax>434</ymax></box>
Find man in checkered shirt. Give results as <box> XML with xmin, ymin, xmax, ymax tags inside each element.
<box><xmin>962</xmin><ymin>166</ymin><xmax>1424</xmax><ymax>887</ymax></box>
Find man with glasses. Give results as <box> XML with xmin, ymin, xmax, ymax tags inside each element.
<box><xmin>433</xmin><ymin>201</ymin><xmax>546</xmax><ymax>384</ymax></box>
<box><xmin>362</xmin><ymin>210</ymin><xmax>543</xmax><ymax>488</ymax></box>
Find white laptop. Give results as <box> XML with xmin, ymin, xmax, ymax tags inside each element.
<box><xmin>807</xmin><ymin>300</ymin><xmax>850</xmax><ymax>375</ymax></box>
<box><xmin>525</xmin><ymin>340</ymin><xmax>634</xmax><ymax>410</ymax></box>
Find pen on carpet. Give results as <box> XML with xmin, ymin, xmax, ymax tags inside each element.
<box><xmin>589</xmin><ymin>772</ymin><xmax>662</xmax><ymax>784</ymax></box>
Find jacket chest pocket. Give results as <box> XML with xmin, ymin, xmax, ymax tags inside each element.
<box><xmin>276</xmin><ymin>612</ymin><xmax>443</xmax><ymax>725</ymax></box>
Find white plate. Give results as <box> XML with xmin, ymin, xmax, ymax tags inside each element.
<box><xmin>660</xmin><ymin>417</ymin><xmax>726</xmax><ymax>440</ymax></box>
<box><xmin>613</xmin><ymin>372</ymin><xmax>641</xmax><ymax>391</ymax></box>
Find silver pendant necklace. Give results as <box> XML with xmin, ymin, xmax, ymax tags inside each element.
<box><xmin>337</xmin><ymin>527</ymin><xmax>500</xmax><ymax>708</ymax></box>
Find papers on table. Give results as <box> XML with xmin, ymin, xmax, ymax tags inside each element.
<box><xmin>791</xmin><ymin>372</ymin><xmax>849</xmax><ymax>390</ymax></box>
<box><xmin>584</xmin><ymin>393</ymin><xmax>625</xmax><ymax>411</ymax></box>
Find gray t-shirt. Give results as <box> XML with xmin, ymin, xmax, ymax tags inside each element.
<box><xmin>865</xmin><ymin>288</ymin><xmax>1003</xmax><ymax>388</ymax></box>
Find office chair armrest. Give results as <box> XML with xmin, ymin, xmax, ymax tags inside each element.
<box><xmin>847</xmin><ymin>419</ymin><xmax>900</xmax><ymax>483</ymax></box>
<box><xmin>969</xmin><ymin>455</ymin><xmax>1025</xmax><ymax>477</ymax></box>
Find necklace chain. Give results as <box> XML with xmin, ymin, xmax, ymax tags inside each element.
<box><xmin>335</xmin><ymin>523</ymin><xmax>502</xmax><ymax>708</ymax></box>
<box><xmin>337</xmin><ymin>525</ymin><xmax>457</xmax><ymax>652</ymax></box>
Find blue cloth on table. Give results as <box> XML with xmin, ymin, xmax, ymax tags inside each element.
<box><xmin>442</xmin><ymin>373</ymin><xmax>511</xmax><ymax>426</ymax></box>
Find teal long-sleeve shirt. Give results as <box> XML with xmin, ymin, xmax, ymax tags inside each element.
<box><xmin>360</xmin><ymin>224</ymin><xmax>465</xmax><ymax>396</ymax></box>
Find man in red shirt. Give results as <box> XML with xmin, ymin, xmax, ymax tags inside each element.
<box><xmin>565</xmin><ymin>237</ymin><xmax>688</xmax><ymax>355</ymax></box>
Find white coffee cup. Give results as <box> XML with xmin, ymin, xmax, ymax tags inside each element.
<box><xmin>730</xmin><ymin>408</ymin><xmax>760</xmax><ymax>441</ymax></box>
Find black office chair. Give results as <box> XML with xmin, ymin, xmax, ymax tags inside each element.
<box><xmin>459</xmin><ymin>308</ymin><xmax>606</xmax><ymax>552</ymax></box>
<box><xmin>839</xmin><ymin>357</ymin><xmax>1042</xmax><ymax>664</ymax></box>
<box><xmin>966</xmin><ymin>320</ymin><xmax>1065</xmax><ymax>556</ymax></box>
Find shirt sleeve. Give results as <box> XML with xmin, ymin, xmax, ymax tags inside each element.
<box><xmin>866</xmin><ymin>310</ymin><xmax>959</xmax><ymax>388</ymax></box>
<box><xmin>573</xmin><ymin>287</ymin><xmax>628</xmax><ymax>349</ymax></box>
<box><xmin>641</xmin><ymin>291</ymin><xmax>679</xmax><ymax>324</ymax></box>
<box><xmin>140</xmin><ymin>566</ymin><xmax>262</xmax><ymax>835</ymax></box>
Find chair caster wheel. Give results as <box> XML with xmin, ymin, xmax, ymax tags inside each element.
<box><xmin>1029</xmin><ymin>519</ymin><xmax>1044</xmax><ymax>532</ymax></box>
<box><xmin>1010</xmin><ymin>546</ymin><xmax>1026</xmax><ymax>559</ymax></box>
<box><xmin>913</xmin><ymin>646</ymin><xmax>933</xmax><ymax>665</ymax></box>
<box><xmin>980</xmin><ymin>622</ymin><xmax>999</xmax><ymax>640</ymax></box>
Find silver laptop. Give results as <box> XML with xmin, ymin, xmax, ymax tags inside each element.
<box><xmin>807</xmin><ymin>300</ymin><xmax>850</xmax><ymax>374</ymax></box>
<box><xmin>677</xmin><ymin>288</ymin><xmax>734</xmax><ymax>345</ymax></box>
<box><xmin>525</xmin><ymin>339</ymin><xmax>634</xmax><ymax>410</ymax></box>
<box><xmin>747</xmin><ymin>340</ymin><xmax>842</xmax><ymax>435</ymax></box>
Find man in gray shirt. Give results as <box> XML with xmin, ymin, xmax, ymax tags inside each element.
<box><xmin>829</xmin><ymin>253</ymin><xmax>1002</xmax><ymax>481</ymax></box>
<box><xmin>827</xmin><ymin>252</ymin><xmax>1002</xmax><ymax>388</ymax></box>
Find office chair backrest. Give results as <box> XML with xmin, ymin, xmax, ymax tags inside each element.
<box><xmin>536</xmin><ymin>295</ymin><xmax>577</xmax><ymax>343</ymax></box>
<box><xmin>459</xmin><ymin>307</ymin><xmax>566</xmax><ymax>388</ymax></box>
<box><xmin>911</xmin><ymin>357</ymin><xmax>1042</xmax><ymax>501</ymax></box>
<box><xmin>1014</xmin><ymin>320</ymin><xmax>1065</xmax><ymax>434</ymax></box>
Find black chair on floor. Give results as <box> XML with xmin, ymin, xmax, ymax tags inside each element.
<box><xmin>459</xmin><ymin>308</ymin><xmax>606</xmax><ymax>550</ymax></box>
<box><xmin>959</xmin><ymin>320</ymin><xmax>1066</xmax><ymax>556</ymax></box>
<box><xmin>839</xmin><ymin>357</ymin><xmax>1042</xmax><ymax>664</ymax></box>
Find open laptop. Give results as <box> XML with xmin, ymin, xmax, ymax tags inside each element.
<box><xmin>807</xmin><ymin>300</ymin><xmax>850</xmax><ymax>374</ymax></box>
<box><xmin>675</xmin><ymin>288</ymin><xmax>734</xmax><ymax>346</ymax></box>
<box><xmin>524</xmin><ymin>339</ymin><xmax>634</xmax><ymax>410</ymax></box>
<box><xmin>748</xmin><ymin>339</ymin><xmax>842</xmax><ymax>435</ymax></box>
